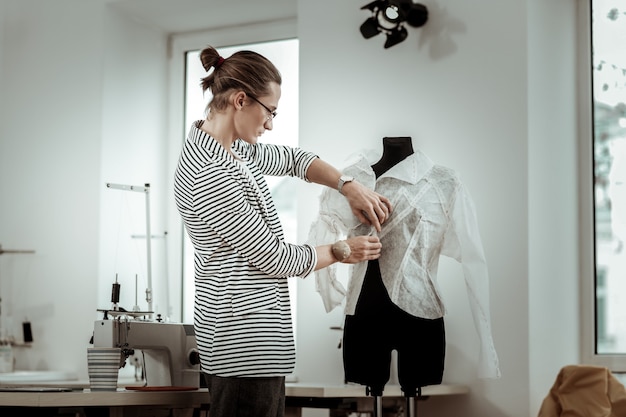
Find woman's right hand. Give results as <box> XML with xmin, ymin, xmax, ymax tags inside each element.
<box><xmin>341</xmin><ymin>235</ymin><xmax>382</xmax><ymax>264</ymax></box>
<box><xmin>314</xmin><ymin>235</ymin><xmax>382</xmax><ymax>271</ymax></box>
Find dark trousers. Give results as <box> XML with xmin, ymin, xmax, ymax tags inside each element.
<box><xmin>203</xmin><ymin>374</ymin><xmax>286</xmax><ymax>417</ymax></box>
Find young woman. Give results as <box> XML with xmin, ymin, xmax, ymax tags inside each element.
<box><xmin>174</xmin><ymin>45</ymin><xmax>392</xmax><ymax>417</ymax></box>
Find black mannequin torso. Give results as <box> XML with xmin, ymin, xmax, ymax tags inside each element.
<box><xmin>371</xmin><ymin>137</ymin><xmax>414</xmax><ymax>178</ymax></box>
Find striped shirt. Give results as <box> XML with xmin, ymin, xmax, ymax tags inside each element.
<box><xmin>174</xmin><ymin>121</ymin><xmax>318</xmax><ymax>377</ymax></box>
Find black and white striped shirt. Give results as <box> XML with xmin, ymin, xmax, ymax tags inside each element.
<box><xmin>174</xmin><ymin>121</ymin><xmax>318</xmax><ymax>377</ymax></box>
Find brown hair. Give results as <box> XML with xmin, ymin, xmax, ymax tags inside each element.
<box><xmin>199</xmin><ymin>45</ymin><xmax>282</xmax><ymax>113</ymax></box>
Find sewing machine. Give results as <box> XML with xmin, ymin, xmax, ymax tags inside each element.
<box><xmin>93</xmin><ymin>318</ymin><xmax>201</xmax><ymax>387</ymax></box>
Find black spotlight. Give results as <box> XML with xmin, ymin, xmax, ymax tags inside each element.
<box><xmin>359</xmin><ymin>0</ymin><xmax>428</xmax><ymax>49</ymax></box>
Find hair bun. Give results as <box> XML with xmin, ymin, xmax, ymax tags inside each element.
<box><xmin>199</xmin><ymin>46</ymin><xmax>219</xmax><ymax>72</ymax></box>
<box><xmin>201</xmin><ymin>58</ymin><xmax>213</xmax><ymax>72</ymax></box>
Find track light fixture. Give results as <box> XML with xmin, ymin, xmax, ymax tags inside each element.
<box><xmin>360</xmin><ymin>0</ymin><xmax>428</xmax><ymax>49</ymax></box>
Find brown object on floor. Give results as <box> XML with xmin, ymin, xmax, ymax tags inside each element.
<box><xmin>538</xmin><ymin>364</ymin><xmax>626</xmax><ymax>417</ymax></box>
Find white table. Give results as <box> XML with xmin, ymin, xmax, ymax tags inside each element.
<box><xmin>0</xmin><ymin>382</ymin><xmax>468</xmax><ymax>417</ymax></box>
<box><xmin>0</xmin><ymin>388</ymin><xmax>208</xmax><ymax>417</ymax></box>
<box><xmin>284</xmin><ymin>383</ymin><xmax>469</xmax><ymax>417</ymax></box>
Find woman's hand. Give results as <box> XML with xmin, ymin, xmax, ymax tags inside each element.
<box><xmin>303</xmin><ymin>158</ymin><xmax>392</xmax><ymax>232</ymax></box>
<box><xmin>341</xmin><ymin>181</ymin><xmax>392</xmax><ymax>233</ymax></box>
<box><xmin>342</xmin><ymin>235</ymin><xmax>382</xmax><ymax>264</ymax></box>
<box><xmin>314</xmin><ymin>235</ymin><xmax>382</xmax><ymax>271</ymax></box>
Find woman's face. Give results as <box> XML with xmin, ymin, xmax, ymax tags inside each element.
<box><xmin>236</xmin><ymin>82</ymin><xmax>280</xmax><ymax>144</ymax></box>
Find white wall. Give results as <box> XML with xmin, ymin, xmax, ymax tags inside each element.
<box><xmin>0</xmin><ymin>0</ymin><xmax>106</xmax><ymax>375</ymax></box>
<box><xmin>0</xmin><ymin>0</ymin><xmax>582</xmax><ymax>416</ymax></box>
<box><xmin>528</xmin><ymin>0</ymin><xmax>580</xmax><ymax>414</ymax></box>
<box><xmin>0</xmin><ymin>0</ymin><xmax>168</xmax><ymax>380</ymax></box>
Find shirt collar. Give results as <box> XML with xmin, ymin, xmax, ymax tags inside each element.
<box><xmin>190</xmin><ymin>120</ymin><xmax>237</xmax><ymax>162</ymax></box>
<box><xmin>353</xmin><ymin>148</ymin><xmax>435</xmax><ymax>185</ymax></box>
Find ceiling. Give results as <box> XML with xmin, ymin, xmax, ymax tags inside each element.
<box><xmin>108</xmin><ymin>0</ymin><xmax>297</xmax><ymax>34</ymax></box>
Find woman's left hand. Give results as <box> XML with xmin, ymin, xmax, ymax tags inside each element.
<box><xmin>341</xmin><ymin>181</ymin><xmax>392</xmax><ymax>232</ymax></box>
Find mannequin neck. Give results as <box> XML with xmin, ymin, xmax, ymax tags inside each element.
<box><xmin>371</xmin><ymin>137</ymin><xmax>414</xmax><ymax>177</ymax></box>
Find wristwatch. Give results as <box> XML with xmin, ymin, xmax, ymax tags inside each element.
<box><xmin>337</xmin><ymin>175</ymin><xmax>354</xmax><ymax>195</ymax></box>
<box><xmin>331</xmin><ymin>240</ymin><xmax>351</xmax><ymax>262</ymax></box>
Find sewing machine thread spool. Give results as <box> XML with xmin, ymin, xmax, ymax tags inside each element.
<box><xmin>22</xmin><ymin>321</ymin><xmax>33</xmax><ymax>343</ymax></box>
<box><xmin>111</xmin><ymin>282</ymin><xmax>121</xmax><ymax>306</ymax></box>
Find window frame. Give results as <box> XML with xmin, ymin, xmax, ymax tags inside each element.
<box><xmin>580</xmin><ymin>0</ymin><xmax>626</xmax><ymax>371</ymax></box>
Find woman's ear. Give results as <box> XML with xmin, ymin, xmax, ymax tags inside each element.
<box><xmin>232</xmin><ymin>91</ymin><xmax>246</xmax><ymax>110</ymax></box>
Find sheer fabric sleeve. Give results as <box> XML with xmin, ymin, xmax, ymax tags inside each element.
<box><xmin>442</xmin><ymin>184</ymin><xmax>501</xmax><ymax>379</ymax></box>
<box><xmin>306</xmin><ymin>187</ymin><xmax>354</xmax><ymax>312</ymax></box>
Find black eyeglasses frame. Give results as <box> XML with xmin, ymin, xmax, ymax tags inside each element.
<box><xmin>247</xmin><ymin>94</ymin><xmax>277</xmax><ymax>120</ymax></box>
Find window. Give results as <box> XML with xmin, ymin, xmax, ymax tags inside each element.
<box><xmin>583</xmin><ymin>0</ymin><xmax>626</xmax><ymax>368</ymax></box>
<box><xmin>180</xmin><ymin>39</ymin><xmax>300</xmax><ymax>323</ymax></box>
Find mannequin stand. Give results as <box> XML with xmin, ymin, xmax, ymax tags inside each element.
<box><xmin>366</xmin><ymin>386</ymin><xmax>384</xmax><ymax>417</ymax></box>
<box><xmin>404</xmin><ymin>386</ymin><xmax>421</xmax><ymax>417</ymax></box>
<box><xmin>367</xmin><ymin>385</ymin><xmax>421</xmax><ymax>417</ymax></box>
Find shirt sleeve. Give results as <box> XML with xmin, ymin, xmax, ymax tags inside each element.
<box><xmin>237</xmin><ymin>141</ymin><xmax>319</xmax><ymax>181</ymax></box>
<box><xmin>192</xmin><ymin>161</ymin><xmax>317</xmax><ymax>279</ymax></box>
<box><xmin>442</xmin><ymin>184</ymin><xmax>501</xmax><ymax>379</ymax></box>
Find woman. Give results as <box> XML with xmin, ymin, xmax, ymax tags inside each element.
<box><xmin>174</xmin><ymin>45</ymin><xmax>391</xmax><ymax>417</ymax></box>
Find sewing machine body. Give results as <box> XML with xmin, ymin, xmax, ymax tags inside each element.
<box><xmin>93</xmin><ymin>319</ymin><xmax>200</xmax><ymax>387</ymax></box>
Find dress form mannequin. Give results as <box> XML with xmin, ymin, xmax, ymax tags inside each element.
<box><xmin>345</xmin><ymin>137</ymin><xmax>433</xmax><ymax>417</ymax></box>
<box><xmin>310</xmin><ymin>136</ymin><xmax>499</xmax><ymax>415</ymax></box>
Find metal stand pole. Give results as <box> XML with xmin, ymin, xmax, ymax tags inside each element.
<box><xmin>373</xmin><ymin>395</ymin><xmax>383</xmax><ymax>417</ymax></box>
<box><xmin>106</xmin><ymin>182</ymin><xmax>153</xmax><ymax>319</ymax></box>
<box><xmin>367</xmin><ymin>386</ymin><xmax>384</xmax><ymax>417</ymax></box>
<box><xmin>406</xmin><ymin>395</ymin><xmax>416</xmax><ymax>417</ymax></box>
<box><xmin>143</xmin><ymin>183</ymin><xmax>153</xmax><ymax>318</ymax></box>
<box><xmin>404</xmin><ymin>386</ymin><xmax>421</xmax><ymax>417</ymax></box>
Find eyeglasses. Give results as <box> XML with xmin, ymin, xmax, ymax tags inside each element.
<box><xmin>247</xmin><ymin>94</ymin><xmax>278</xmax><ymax>120</ymax></box>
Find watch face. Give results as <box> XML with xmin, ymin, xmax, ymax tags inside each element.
<box><xmin>338</xmin><ymin>175</ymin><xmax>354</xmax><ymax>195</ymax></box>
